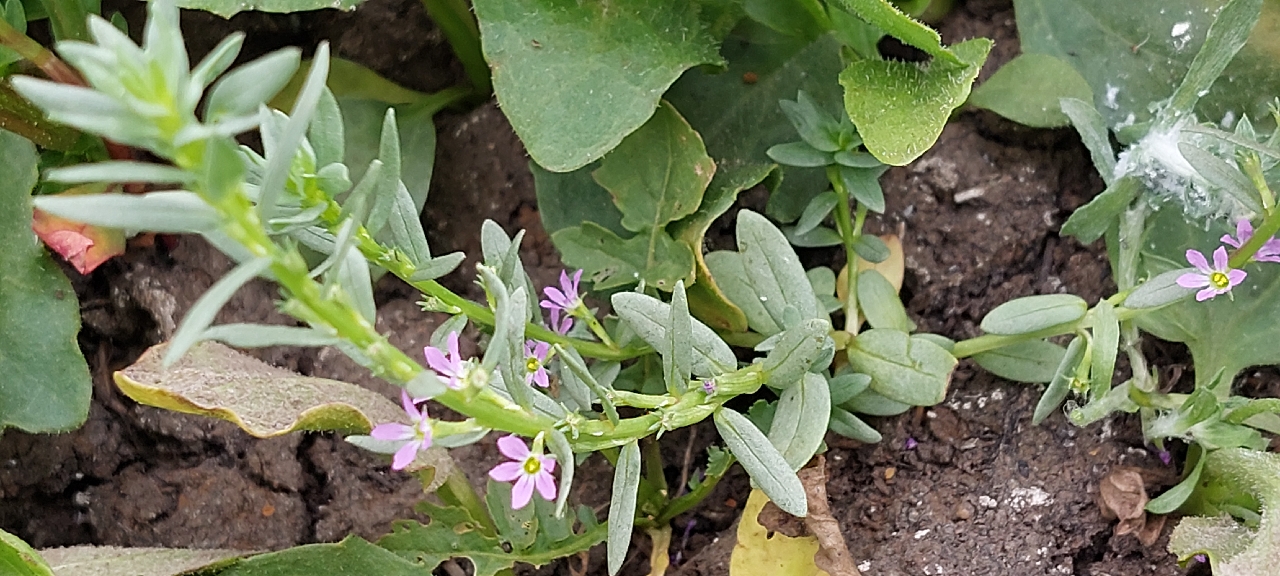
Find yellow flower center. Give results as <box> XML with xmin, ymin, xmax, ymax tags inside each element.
<box><xmin>1210</xmin><ymin>271</ymin><xmax>1230</xmax><ymax>289</ymax></box>
<box><xmin>522</xmin><ymin>456</ymin><xmax>542</xmax><ymax>475</ymax></box>
<box><xmin>525</xmin><ymin>357</ymin><xmax>541</xmax><ymax>373</ymax></box>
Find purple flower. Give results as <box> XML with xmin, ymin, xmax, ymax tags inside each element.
<box><xmin>549</xmin><ymin>307</ymin><xmax>573</xmax><ymax>335</ymax></box>
<box><xmin>1194</xmin><ymin>553</ymin><xmax>1207</xmax><ymax>563</ymax></box>
<box><xmin>488</xmin><ymin>435</ymin><xmax>557</xmax><ymax>509</ymax></box>
<box><xmin>1221</xmin><ymin>219</ymin><xmax>1280</xmax><ymax>263</ymax></box>
<box><xmin>424</xmin><ymin>331</ymin><xmax>467</xmax><ymax>389</ymax></box>
<box><xmin>701</xmin><ymin>379</ymin><xmax>716</xmax><ymax>395</ymax></box>
<box><xmin>541</xmin><ymin>269</ymin><xmax>583</xmax><ymax>314</ymax></box>
<box><xmin>370</xmin><ymin>390</ymin><xmax>433</xmax><ymax>470</ymax></box>
<box><xmin>1159</xmin><ymin>450</ymin><xmax>1172</xmax><ymax>466</ymax></box>
<box><xmin>1177</xmin><ymin>247</ymin><xmax>1246</xmax><ymax>301</ymax></box>
<box><xmin>524</xmin><ymin>340</ymin><xmax>551</xmax><ymax>388</ymax></box>
<box><xmin>904</xmin><ymin>437</ymin><xmax>918</xmax><ymax>450</ymax></box>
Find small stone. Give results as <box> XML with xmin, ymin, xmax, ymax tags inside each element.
<box><xmin>954</xmin><ymin>502</ymin><xmax>974</xmax><ymax>521</ymax></box>
<box><xmin>884</xmin><ymin>466</ymin><xmax>897</xmax><ymax>480</ymax></box>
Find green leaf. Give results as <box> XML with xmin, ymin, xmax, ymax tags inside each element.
<box><xmin>840</xmin><ymin>38</ymin><xmax>992</xmax><ymax>165</ymax></box>
<box><xmin>705</xmin><ymin>250</ymin><xmax>781</xmax><ymax>335</ymax></box>
<box><xmin>0</xmin><ymin>528</ymin><xmax>52</xmax><ymax>576</ymax></box>
<box><xmin>968</xmin><ymin>53</ymin><xmax>1092</xmax><ymax>128</ymax></box>
<box><xmin>766</xmin><ymin>141</ymin><xmax>834</xmax><ymax>167</ymax></box>
<box><xmin>32</xmin><ymin>191</ymin><xmax>220</xmax><ymax>234</ymax></box>
<box><xmin>547</xmin><ymin>429</ymin><xmax>575</xmax><ymax>516</ymax></box>
<box><xmin>0</xmin><ymin>133</ymin><xmax>90</xmax><ymax>433</ymax></box>
<box><xmin>611</xmin><ymin>291</ymin><xmax>736</xmax><ymax>376</ymax></box>
<box><xmin>205</xmin><ymin>48</ymin><xmax>302</xmax><ymax>123</ymax></box>
<box><xmin>667</xmin><ymin>33</ymin><xmax>846</xmax><ymax>223</ymax></box>
<box><xmin>1146</xmin><ymin>454</ymin><xmax>1206</xmax><ymax>515</ymax></box>
<box><xmin>38</xmin><ymin>545</ymin><xmax>248</xmax><ymax>575</ymax></box>
<box><xmin>1168</xmin><ymin>448</ymin><xmax>1280</xmax><ymax>572</ymax></box>
<box><xmin>594</xmin><ymin>100</ymin><xmax>715</xmax><ymax>233</ymax></box>
<box><xmin>1060</xmin><ymin>176</ymin><xmax>1141</xmax><ymax>243</ymax></box>
<box><xmin>1016</xmin><ymin>0</ymin><xmax>1280</xmax><ymax>128</ymax></box>
<box><xmin>779</xmin><ymin>91</ymin><xmax>842</xmax><ymax>152</ymax></box>
<box><xmin>846</xmin><ymin>329</ymin><xmax>956</xmax><ymax>406</ymax></box>
<box><xmin>1090</xmin><ymin>300</ymin><xmax>1120</xmax><ymax>396</ymax></box>
<box><xmin>534</xmin><ymin>161</ymin><xmax>627</xmax><ymax>237</ymax></box>
<box><xmin>164</xmin><ymin>257</ymin><xmax>273</xmax><ymax>366</ymax></box>
<box><xmin>714</xmin><ymin>407</ymin><xmax>807</xmax><ymax>517</ymax></box>
<box><xmin>737</xmin><ymin>210</ymin><xmax>823</xmax><ymax>325</ymax></box>
<box><xmin>830</xmin><ymin>0</ymin><xmax>958</xmax><ymax>62</ymax></box>
<box><xmin>767</xmin><ymin>372</ymin><xmax>830</xmax><ymax>469</ymax></box>
<box><xmin>1059</xmin><ymin>97</ymin><xmax>1116</xmax><ymax>184</ymax></box>
<box><xmin>199</xmin><ymin>324</ymin><xmax>339</xmax><ymax>348</ymax></box>
<box><xmin>762</xmin><ymin>319</ymin><xmax>831</xmax><ymax>391</ymax></box>
<box><xmin>1124</xmin><ymin>268</ymin><xmax>1196</xmax><ymax>309</ymax></box>
<box><xmin>380</xmin><ymin>502</ymin><xmax>605</xmax><ymax>576</ymax></box>
<box><xmin>1032</xmin><ymin>335</ymin><xmax>1085</xmax><ymax>425</ymax></box>
<box><xmin>485</xmin><ymin>480</ymin><xmax>537</xmax><ymax>551</ymax></box>
<box><xmin>828</xmin><ymin>407</ymin><xmax>882</xmax><ymax>443</ymax></box>
<box><xmin>745</xmin><ymin>0</ymin><xmax>831</xmax><ymax>41</ymax></box>
<box><xmin>972</xmin><ymin>340</ymin><xmax>1067</xmax><ymax>384</ymax></box>
<box><xmin>218</xmin><ymin>537</ymin><xmax>419</xmax><ymax>576</ymax></box>
<box><xmin>857</xmin><ymin>270</ymin><xmax>913</xmax><ymax>331</ymax></box>
<box><xmin>841</xmin><ymin>387</ymin><xmax>911</xmax><ymax>416</ymax></box>
<box><xmin>173</xmin><ymin>0</ymin><xmax>364</xmax><ymax>18</ymax></box>
<box><xmin>117</xmin><ymin>341</ymin><xmax>421</xmax><ymax>437</ymax></box>
<box><xmin>607</xmin><ymin>441</ymin><xmax>641</xmax><ymax>576</ymax></box>
<box><xmin>1179</xmin><ymin>141</ymin><xmax>1262</xmax><ymax>212</ymax></box>
<box><xmin>46</xmin><ymin>161</ymin><xmax>195</xmax><ymax>184</ymax></box>
<box><xmin>473</xmin><ymin>0</ymin><xmax>722</xmax><ymax>171</ymax></box>
<box><xmin>259</xmin><ymin>44</ymin><xmax>329</xmax><ymax>220</ymax></box>
<box><xmin>552</xmin><ymin>222</ymin><xmax>695</xmax><ymax>291</ymax></box>
<box><xmin>309</xmin><ymin>87</ymin><xmax>344</xmax><ymax>168</ymax></box>
<box><xmin>828</xmin><ymin>372</ymin><xmax>871</xmax><ymax>405</ymax></box>
<box><xmin>272</xmin><ymin>58</ymin><xmax>431</xmax><ymax>108</ymax></box>
<box><xmin>840</xmin><ymin>165</ymin><xmax>888</xmax><ymax>213</ymax></box>
<box><xmin>1164</xmin><ymin>0</ymin><xmax>1263</xmax><ymax>119</ymax></box>
<box><xmin>662</xmin><ymin>281</ymin><xmax>694</xmax><ymax>394</ymax></box>
<box><xmin>979</xmin><ymin>294</ymin><xmax>1088</xmax><ymax>336</ymax></box>
<box><xmin>794</xmin><ymin>190</ymin><xmax>838</xmax><ymax>235</ymax></box>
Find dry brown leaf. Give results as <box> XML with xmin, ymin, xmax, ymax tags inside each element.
<box><xmin>800</xmin><ymin>456</ymin><xmax>861</xmax><ymax>576</ymax></box>
<box><xmin>1098</xmin><ymin>467</ymin><xmax>1164</xmax><ymax>547</ymax></box>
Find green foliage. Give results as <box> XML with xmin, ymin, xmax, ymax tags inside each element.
<box><xmin>174</xmin><ymin>0</ymin><xmax>364</xmax><ymax>18</ymax></box>
<box><xmin>38</xmin><ymin>545</ymin><xmax>248</xmax><ymax>575</ymax></box>
<box><xmin>846</xmin><ymin>328</ymin><xmax>955</xmax><ymax>406</ymax></box>
<box><xmin>473</xmin><ymin>0</ymin><xmax>722</xmax><ymax>171</ymax></box>
<box><xmin>1169</xmin><ymin>449</ymin><xmax>1280</xmax><ymax>573</ymax></box>
<box><xmin>714</xmin><ymin>407</ymin><xmax>807</xmax><ymax>517</ymax></box>
<box><xmin>980</xmin><ymin>294</ymin><xmax>1088</xmax><ymax>336</ymax></box>
<box><xmin>972</xmin><ymin>340</ymin><xmax>1067</xmax><ymax>384</ymax></box>
<box><xmin>218</xmin><ymin>537</ymin><xmax>420</xmax><ymax>576</ymax></box>
<box><xmin>0</xmin><ymin>529</ymin><xmax>52</xmax><ymax>576</ymax></box>
<box><xmin>607</xmin><ymin>441</ymin><xmax>642</xmax><ymax>576</ymax></box>
<box><xmin>766</xmin><ymin>372</ymin><xmax>830</xmax><ymax>469</ymax></box>
<box><xmin>0</xmin><ymin>131</ymin><xmax>90</xmax><ymax>433</ymax></box>
<box><xmin>968</xmin><ymin>53</ymin><xmax>1093</xmax><ymax>127</ymax></box>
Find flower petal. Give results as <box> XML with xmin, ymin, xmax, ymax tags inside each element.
<box><xmin>534</xmin><ymin>470</ymin><xmax>556</xmax><ymax>501</ymax></box>
<box><xmin>1185</xmin><ymin>249</ymin><xmax>1210</xmax><ymax>272</ymax></box>
<box><xmin>1176</xmin><ymin>273</ymin><xmax>1210</xmax><ymax>289</ymax></box>
<box><xmin>423</xmin><ymin>346</ymin><xmax>453</xmax><ymax>376</ymax></box>
<box><xmin>370</xmin><ymin>423</ymin><xmax>414</xmax><ymax>441</ymax></box>
<box><xmin>446</xmin><ymin>331</ymin><xmax>461</xmax><ymax>363</ymax></box>
<box><xmin>1196</xmin><ymin>287</ymin><xmax>1220</xmax><ymax>301</ymax></box>
<box><xmin>496</xmin><ymin>435</ymin><xmax>530</xmax><ymax>461</ymax></box>
<box><xmin>399</xmin><ymin>390</ymin><xmax>416</xmax><ymax>415</ymax></box>
<box><xmin>533</xmin><ymin>368</ymin><xmax>549</xmax><ymax>388</ymax></box>
<box><xmin>1227</xmin><ymin>269</ymin><xmax>1247</xmax><ymax>287</ymax></box>
<box><xmin>1238</xmin><ymin>219</ymin><xmax>1254</xmax><ymax>240</ymax></box>
<box><xmin>511</xmin><ymin>475</ymin><xmax>535</xmax><ymax>509</ymax></box>
<box><xmin>1212</xmin><ymin>246</ymin><xmax>1230</xmax><ymax>271</ymax></box>
<box><xmin>489</xmin><ymin>461</ymin><xmax>524</xmax><ymax>482</ymax></box>
<box><xmin>391</xmin><ymin>440</ymin><xmax>420</xmax><ymax>470</ymax></box>
<box><xmin>540</xmin><ymin>454</ymin><xmax>556</xmax><ymax>474</ymax></box>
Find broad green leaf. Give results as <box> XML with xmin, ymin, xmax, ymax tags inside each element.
<box><xmin>972</xmin><ymin>340</ymin><xmax>1067</xmax><ymax>384</ymax></box>
<box><xmin>714</xmin><ymin>407</ymin><xmax>808</xmax><ymax>517</ymax></box>
<box><xmin>841</xmin><ymin>387</ymin><xmax>911</xmax><ymax>416</ymax></box>
<box><xmin>1032</xmin><ymin>336</ymin><xmax>1086</xmax><ymax>425</ymax></box>
<box><xmin>608</xmin><ymin>441</ymin><xmax>641</xmax><ymax>576</ymax></box>
<box><xmin>0</xmin><ymin>133</ymin><xmax>90</xmax><ymax>433</ymax></box>
<box><xmin>1060</xmin><ymin>176</ymin><xmax>1141</xmax><ymax>243</ymax></box>
<box><xmin>594</xmin><ymin>101</ymin><xmax>715</xmax><ymax>233</ymax></box>
<box><xmin>174</xmin><ymin>0</ymin><xmax>363</xmax><ymax>18</ymax></box>
<box><xmin>762</xmin><ymin>319</ymin><xmax>831</xmax><ymax>391</ymax></box>
<box><xmin>670</xmin><ymin>162</ymin><xmax>777</xmax><ymax>332</ymax></box>
<box><xmin>1168</xmin><ymin>448</ymin><xmax>1280</xmax><ymax>572</ymax></box>
<box><xmin>116</xmin><ymin>341</ymin><xmax>411</xmax><ymax>438</ymax></box>
<box><xmin>218</xmin><ymin>537</ymin><xmax>418</xmax><ymax>576</ymax></box>
<box><xmin>667</xmin><ymin>33</ymin><xmax>845</xmax><ymax>222</ymax></box>
<box><xmin>829</xmin><ymin>0</ymin><xmax>960</xmax><ymax>63</ymax></box>
<box><xmin>379</xmin><ymin>500</ymin><xmax>607</xmax><ymax>575</ymax></box>
<box><xmin>534</xmin><ymin>161</ymin><xmax>627</xmax><ymax>237</ymax></box>
<box><xmin>552</xmin><ymin>222</ymin><xmax>695</xmax><ymax>291</ymax></box>
<box><xmin>728</xmin><ymin>489</ymin><xmax>824</xmax><ymax>576</ymax></box>
<box><xmin>846</xmin><ymin>329</ymin><xmax>955</xmax><ymax>406</ymax></box>
<box><xmin>38</xmin><ymin>545</ymin><xmax>248</xmax><ymax>575</ymax></box>
<box><xmin>828</xmin><ymin>407</ymin><xmax>881</xmax><ymax>443</ymax></box>
<box><xmin>767</xmin><ymin>372</ymin><xmax>830</xmax><ymax>469</ymax></box>
<box><xmin>0</xmin><ymin>529</ymin><xmax>52</xmax><ymax>576</ymax></box>
<box><xmin>857</xmin><ymin>269</ymin><xmax>913</xmax><ymax>331</ymax></box>
<box><xmin>968</xmin><ymin>53</ymin><xmax>1093</xmax><ymax>127</ymax></box>
<box><xmin>612</xmin><ymin>292</ymin><xmax>736</xmax><ymax>376</ymax></box>
<box><xmin>745</xmin><ymin>0</ymin><xmax>830</xmax><ymax>41</ymax></box>
<box><xmin>474</xmin><ymin>0</ymin><xmax>722</xmax><ymax>171</ymax></box>
<box><xmin>840</xmin><ymin>38</ymin><xmax>992</xmax><ymax>165</ymax></box>
<box><xmin>1016</xmin><ymin>0</ymin><xmax>1280</xmax><ymax>129</ymax></box>
<box><xmin>737</xmin><ymin>210</ymin><xmax>823</xmax><ymax>324</ymax></box>
<box><xmin>979</xmin><ymin>294</ymin><xmax>1088</xmax><ymax>336</ymax></box>
<box><xmin>485</xmin><ymin>480</ymin><xmax>537</xmax><ymax>551</ymax></box>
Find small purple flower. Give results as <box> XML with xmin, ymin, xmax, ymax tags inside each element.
<box><xmin>424</xmin><ymin>331</ymin><xmax>467</xmax><ymax>389</ymax></box>
<box><xmin>1194</xmin><ymin>553</ymin><xmax>1207</xmax><ymax>563</ymax></box>
<box><xmin>488</xmin><ymin>435</ymin><xmax>557</xmax><ymax>509</ymax></box>
<box><xmin>541</xmin><ymin>269</ymin><xmax>583</xmax><ymax>314</ymax></box>
<box><xmin>524</xmin><ymin>340</ymin><xmax>551</xmax><ymax>388</ymax></box>
<box><xmin>904</xmin><ymin>437</ymin><xmax>918</xmax><ymax>450</ymax></box>
<box><xmin>370</xmin><ymin>390</ymin><xmax>433</xmax><ymax>470</ymax></box>
<box><xmin>549</xmin><ymin>307</ymin><xmax>573</xmax><ymax>335</ymax></box>
<box><xmin>1159</xmin><ymin>449</ymin><xmax>1172</xmax><ymax>466</ymax></box>
<box><xmin>701</xmin><ymin>379</ymin><xmax>716</xmax><ymax>395</ymax></box>
<box><xmin>1221</xmin><ymin>219</ymin><xmax>1280</xmax><ymax>263</ymax></box>
<box><xmin>1177</xmin><ymin>247</ymin><xmax>1246</xmax><ymax>301</ymax></box>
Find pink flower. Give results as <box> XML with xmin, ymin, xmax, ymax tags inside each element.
<box><xmin>424</xmin><ymin>331</ymin><xmax>467</xmax><ymax>389</ymax></box>
<box><xmin>524</xmin><ymin>340</ymin><xmax>551</xmax><ymax>388</ymax></box>
<box><xmin>540</xmin><ymin>269</ymin><xmax>583</xmax><ymax>314</ymax></box>
<box><xmin>488</xmin><ymin>434</ymin><xmax>557</xmax><ymax>509</ymax></box>
<box><xmin>370</xmin><ymin>390</ymin><xmax>433</xmax><ymax>470</ymax></box>
<box><xmin>1177</xmin><ymin>247</ymin><xmax>1246</xmax><ymax>301</ymax></box>
<box><xmin>1221</xmin><ymin>219</ymin><xmax>1280</xmax><ymax>263</ymax></box>
<box><xmin>549</xmin><ymin>307</ymin><xmax>573</xmax><ymax>335</ymax></box>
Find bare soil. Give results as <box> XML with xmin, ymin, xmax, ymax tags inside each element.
<box><xmin>0</xmin><ymin>0</ymin><xmax>1201</xmax><ymax>574</ymax></box>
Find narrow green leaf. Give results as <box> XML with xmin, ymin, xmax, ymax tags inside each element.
<box><xmin>408</xmin><ymin>253</ymin><xmax>466</xmax><ymax>282</ymax></box>
<box><xmin>841</xmin><ymin>388</ymin><xmax>912</xmax><ymax>416</ymax></box>
<box><xmin>174</xmin><ymin>0</ymin><xmax>364</xmax><ymax>18</ymax></box>
<box><xmin>833</xmin><ymin>150</ymin><xmax>880</xmax><ymax>168</ymax></box>
<box><xmin>611</xmin><ymin>292</ymin><xmax>736</xmax><ymax>376</ymax></box>
<box><xmin>204</xmin><ymin>47</ymin><xmax>302</xmax><ymax>122</ymax></box>
<box><xmin>200</xmin><ymin>324</ymin><xmax>339</xmax><ymax>348</ymax></box>
<box><xmin>972</xmin><ymin>340</ymin><xmax>1067</xmax><ymax>383</ymax></box>
<box><xmin>847</xmin><ymin>329</ymin><xmax>956</xmax><ymax>406</ymax></box>
<box><xmin>714</xmin><ymin>408</ymin><xmax>807</xmax><ymax>517</ymax></box>
<box><xmin>202</xmin><ymin>138</ymin><xmax>247</xmax><ymax>203</ymax></box>
<box><xmin>38</xmin><ymin>545</ymin><xmax>249</xmax><ymax>575</ymax></box>
<box><xmin>47</xmin><ymin>161</ymin><xmax>195</xmax><ymax>184</ymax></box>
<box><xmin>794</xmin><ymin>190</ymin><xmax>838</xmax><ymax>235</ymax></box>
<box><xmin>1179</xmin><ymin>142</ymin><xmax>1262</xmax><ymax>213</ymax></box>
<box><xmin>366</xmin><ymin>108</ymin><xmax>402</xmax><ymax>235</ymax></box>
<box><xmin>829</xmin><ymin>407</ymin><xmax>882</xmax><ymax>443</ymax></box>
<box><xmin>335</xmin><ymin>246</ymin><xmax>376</xmax><ymax>323</ymax></box>
<box><xmin>857</xmin><ymin>270</ymin><xmax>913</xmax><ymax>331</ymax></box>
<box><xmin>1060</xmin><ymin>176</ymin><xmax>1141</xmax><ymax>243</ymax></box>
<box><xmin>190</xmin><ymin>33</ymin><xmax>246</xmax><ymax>93</ymax></box>
<box><xmin>762</xmin><ymin>319</ymin><xmax>831</xmax><ymax>390</ymax></box>
<box><xmin>548</xmin><ymin>429</ymin><xmax>575</xmax><ymax>517</ymax></box>
<box><xmin>258</xmin><ymin>43</ymin><xmax>329</xmax><ymax>221</ymax></box>
<box><xmin>767</xmin><ymin>372</ymin><xmax>830</xmax><ymax>469</ymax></box>
<box><xmin>980</xmin><ymin>294</ymin><xmax>1088</xmax><ymax>336</ymax></box>
<box><xmin>828</xmin><ymin>372</ymin><xmax>871</xmax><ymax>405</ymax></box>
<box><xmin>555</xmin><ymin>344</ymin><xmax>619</xmax><ymax>425</ymax></box>
<box><xmin>737</xmin><ymin>210</ymin><xmax>822</xmax><ymax>325</ymax></box>
<box><xmin>663</xmin><ymin>281</ymin><xmax>693</xmax><ymax>394</ymax></box>
<box><xmin>1146</xmin><ymin>454</ymin><xmax>1206</xmax><ymax>514</ymax></box>
<box><xmin>1059</xmin><ymin>97</ymin><xmax>1116</xmax><ymax>184</ymax></box>
<box><xmin>164</xmin><ymin>257</ymin><xmax>272</xmax><ymax>366</ymax></box>
<box><xmin>968</xmin><ymin>53</ymin><xmax>1092</xmax><ymax>128</ymax></box>
<box><xmin>608</xmin><ymin>441</ymin><xmax>641</xmax><ymax>576</ymax></box>
<box><xmin>852</xmin><ymin>232</ymin><xmax>890</xmax><ymax>263</ymax></box>
<box><xmin>779</xmin><ymin>91</ymin><xmax>842</xmax><ymax>152</ymax></box>
<box><xmin>1165</xmin><ymin>0</ymin><xmax>1262</xmax><ymax>118</ymax></box>
<box><xmin>0</xmin><ymin>529</ymin><xmax>54</xmax><ymax>576</ymax></box>
<box><xmin>1090</xmin><ymin>301</ymin><xmax>1120</xmax><ymax>396</ymax></box>
<box><xmin>766</xmin><ymin>141</ymin><xmax>834</xmax><ymax>167</ymax></box>
<box><xmin>840</xmin><ymin>165</ymin><xmax>887</xmax><ymax>213</ymax></box>
<box><xmin>33</xmin><ymin>191</ymin><xmax>220</xmax><ymax>234</ymax></box>
<box><xmin>1032</xmin><ymin>336</ymin><xmax>1086</xmax><ymax>425</ymax></box>
<box><xmin>387</xmin><ymin>182</ymin><xmax>433</xmax><ymax>267</ymax></box>
<box><xmin>309</xmin><ymin>86</ymin><xmax>344</xmax><ymax>168</ymax></box>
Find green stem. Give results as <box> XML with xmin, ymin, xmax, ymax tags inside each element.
<box><xmin>652</xmin><ymin>453</ymin><xmax>735</xmax><ymax>525</ymax></box>
<box><xmin>642</xmin><ymin>437</ymin><xmax>668</xmax><ymax>496</ymax></box>
<box><xmin>828</xmin><ymin>165</ymin><xmax>865</xmax><ymax>334</ymax></box>
<box><xmin>0</xmin><ymin>17</ymin><xmax>82</xmax><ymax>84</ymax></box>
<box><xmin>417</xmin><ymin>0</ymin><xmax>491</xmax><ymax>96</ymax></box>
<box><xmin>1229</xmin><ymin>200</ymin><xmax>1280</xmax><ymax>269</ymax></box>
<box><xmin>436</xmin><ymin>466</ymin><xmax>498</xmax><ymax>536</ymax></box>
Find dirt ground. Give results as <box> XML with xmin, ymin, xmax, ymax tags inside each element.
<box><xmin>0</xmin><ymin>0</ymin><xmax>1205</xmax><ymax>574</ymax></box>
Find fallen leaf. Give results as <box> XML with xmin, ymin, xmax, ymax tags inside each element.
<box><xmin>837</xmin><ymin>233</ymin><xmax>905</xmax><ymax>303</ymax></box>
<box><xmin>31</xmin><ymin>205</ymin><xmax>126</xmax><ymax>274</ymax></box>
<box><xmin>729</xmin><ymin>490</ymin><xmax>825</xmax><ymax>576</ymax></box>
<box><xmin>1098</xmin><ymin>467</ymin><xmax>1163</xmax><ymax>546</ymax></box>
<box><xmin>800</xmin><ymin>456</ymin><xmax>861</xmax><ymax>576</ymax></box>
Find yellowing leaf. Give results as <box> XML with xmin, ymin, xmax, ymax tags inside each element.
<box><xmin>837</xmin><ymin>233</ymin><xmax>904</xmax><ymax>303</ymax></box>
<box><xmin>729</xmin><ymin>489</ymin><xmax>826</xmax><ymax>576</ymax></box>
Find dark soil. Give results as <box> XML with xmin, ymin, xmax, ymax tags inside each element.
<box><xmin>0</xmin><ymin>0</ymin><xmax>1196</xmax><ymax>574</ymax></box>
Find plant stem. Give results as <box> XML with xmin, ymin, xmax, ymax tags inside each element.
<box><xmin>652</xmin><ymin>453</ymin><xmax>735</xmax><ymax>525</ymax></box>
<box><xmin>828</xmin><ymin>165</ymin><xmax>864</xmax><ymax>334</ymax></box>
<box><xmin>417</xmin><ymin>0</ymin><xmax>491</xmax><ymax>96</ymax></box>
<box><xmin>0</xmin><ymin>18</ymin><xmax>83</xmax><ymax>85</ymax></box>
<box><xmin>437</xmin><ymin>466</ymin><xmax>498</xmax><ymax>536</ymax></box>
<box><xmin>1229</xmin><ymin>198</ymin><xmax>1280</xmax><ymax>269</ymax></box>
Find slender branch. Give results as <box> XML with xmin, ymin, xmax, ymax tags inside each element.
<box><xmin>0</xmin><ymin>18</ymin><xmax>83</xmax><ymax>85</ymax></box>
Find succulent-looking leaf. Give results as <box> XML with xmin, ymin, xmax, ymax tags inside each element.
<box><xmin>857</xmin><ymin>269</ymin><xmax>914</xmax><ymax>332</ymax></box>
<box><xmin>662</xmin><ymin>282</ymin><xmax>694</xmax><ymax>394</ymax></box>
<box><xmin>1032</xmin><ymin>336</ymin><xmax>1086</xmax><ymax>425</ymax></box>
<box><xmin>968</xmin><ymin>53</ymin><xmax>1093</xmax><ymax>128</ymax></box>
<box><xmin>218</xmin><ymin>537</ymin><xmax>420</xmax><ymax>576</ymax></box>
<box><xmin>612</xmin><ymin>292</ymin><xmax>736</xmax><ymax>376</ymax></box>
<box><xmin>1060</xmin><ymin>176</ymin><xmax>1140</xmax><ymax>243</ymax></box>
<box><xmin>828</xmin><ymin>407</ymin><xmax>882</xmax><ymax>443</ymax></box>
<box><xmin>841</xmin><ymin>388</ymin><xmax>911</xmax><ymax>416</ymax></box>
<box><xmin>0</xmin><ymin>133</ymin><xmax>91</xmax><ymax>433</ymax></box>
<box><xmin>972</xmin><ymin>340</ymin><xmax>1067</xmax><ymax>384</ymax></box>
<box><xmin>32</xmin><ymin>191</ymin><xmax>221</xmax><ymax>234</ymax></box>
<box><xmin>979</xmin><ymin>294</ymin><xmax>1088</xmax><ymax>336</ymax></box>
<box><xmin>728</xmin><ymin>489</ymin><xmax>824</xmax><ymax>576</ymax></box>
<box><xmin>714</xmin><ymin>407</ymin><xmax>807</xmax><ymax>517</ymax></box>
<box><xmin>607</xmin><ymin>441</ymin><xmax>642</xmax><ymax>576</ymax></box>
<box><xmin>705</xmin><ymin>250</ymin><xmax>782</xmax><ymax>336</ymax></box>
<box><xmin>762</xmin><ymin>319</ymin><xmax>831</xmax><ymax>391</ymax></box>
<box><xmin>473</xmin><ymin>0</ymin><xmax>722</xmax><ymax>171</ymax></box>
<box><xmin>38</xmin><ymin>545</ymin><xmax>250</xmax><ymax>576</ymax></box>
<box><xmin>173</xmin><ymin>0</ymin><xmax>364</xmax><ymax>18</ymax></box>
<box><xmin>847</xmin><ymin>329</ymin><xmax>955</xmax><ymax>406</ymax></box>
<box><xmin>737</xmin><ymin>210</ymin><xmax>823</xmax><ymax>325</ymax></box>
<box><xmin>1090</xmin><ymin>300</ymin><xmax>1120</xmax><ymax>396</ymax></box>
<box><xmin>767</xmin><ymin>372</ymin><xmax>831</xmax><ymax>470</ymax></box>
<box><xmin>1059</xmin><ymin>98</ymin><xmax>1116</xmax><ymax>184</ymax></box>
<box><xmin>117</xmin><ymin>341</ymin><xmax>408</xmax><ymax>437</ymax></box>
